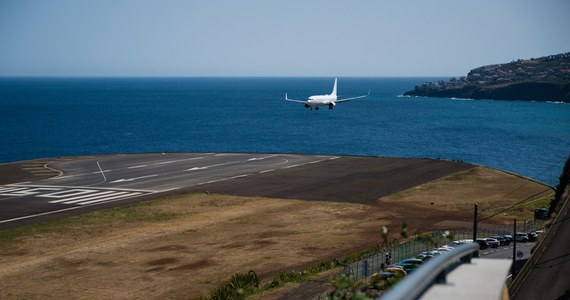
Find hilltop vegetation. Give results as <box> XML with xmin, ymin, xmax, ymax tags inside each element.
<box><xmin>404</xmin><ymin>52</ymin><xmax>570</xmax><ymax>102</ymax></box>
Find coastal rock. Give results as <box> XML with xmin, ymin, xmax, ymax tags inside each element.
<box><xmin>404</xmin><ymin>53</ymin><xmax>570</xmax><ymax>102</ymax></box>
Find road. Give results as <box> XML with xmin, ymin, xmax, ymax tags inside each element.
<box><xmin>511</xmin><ymin>193</ymin><xmax>570</xmax><ymax>300</ymax></box>
<box><xmin>480</xmin><ymin>242</ymin><xmax>535</xmax><ymax>261</ymax></box>
<box><xmin>0</xmin><ymin>153</ymin><xmax>472</xmax><ymax>230</ymax></box>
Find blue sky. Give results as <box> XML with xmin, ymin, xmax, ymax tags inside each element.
<box><xmin>1</xmin><ymin>0</ymin><xmax>569</xmax><ymax>77</ymax></box>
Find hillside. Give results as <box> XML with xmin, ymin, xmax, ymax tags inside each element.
<box><xmin>403</xmin><ymin>53</ymin><xmax>570</xmax><ymax>102</ymax></box>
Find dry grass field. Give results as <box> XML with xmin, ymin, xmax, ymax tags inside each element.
<box><xmin>0</xmin><ymin>166</ymin><xmax>551</xmax><ymax>299</ymax></box>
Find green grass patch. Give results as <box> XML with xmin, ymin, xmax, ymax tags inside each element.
<box><xmin>201</xmin><ymin>245</ymin><xmax>389</xmax><ymax>299</ymax></box>
<box><xmin>200</xmin><ymin>270</ymin><xmax>260</xmax><ymax>300</ymax></box>
<box><xmin>482</xmin><ymin>193</ymin><xmax>553</xmax><ymax>219</ymax></box>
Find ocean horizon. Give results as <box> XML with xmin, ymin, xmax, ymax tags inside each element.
<box><xmin>1</xmin><ymin>77</ymin><xmax>569</xmax><ymax>186</ymax></box>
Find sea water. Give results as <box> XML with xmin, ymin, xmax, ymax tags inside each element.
<box><xmin>1</xmin><ymin>77</ymin><xmax>569</xmax><ymax>186</ymax></box>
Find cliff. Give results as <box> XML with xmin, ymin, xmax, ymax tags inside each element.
<box><xmin>403</xmin><ymin>52</ymin><xmax>570</xmax><ymax>102</ymax></box>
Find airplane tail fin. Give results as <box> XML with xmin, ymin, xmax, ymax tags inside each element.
<box><xmin>331</xmin><ymin>78</ymin><xmax>337</xmax><ymax>97</ymax></box>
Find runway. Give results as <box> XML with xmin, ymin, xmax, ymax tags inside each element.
<box><xmin>0</xmin><ymin>153</ymin><xmax>473</xmax><ymax>230</ymax></box>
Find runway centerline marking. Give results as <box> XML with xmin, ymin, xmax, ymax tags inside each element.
<box><xmin>230</xmin><ymin>174</ymin><xmax>249</xmax><ymax>179</ymax></box>
<box><xmin>185</xmin><ymin>161</ymin><xmax>242</xmax><ymax>172</ymax></box>
<box><xmin>195</xmin><ymin>178</ymin><xmax>230</xmax><ymax>185</ymax></box>
<box><xmin>247</xmin><ymin>155</ymin><xmax>278</xmax><ymax>161</ymax></box>
<box><xmin>153</xmin><ymin>157</ymin><xmax>205</xmax><ymax>165</ymax></box>
<box><xmin>128</xmin><ymin>165</ymin><xmax>147</xmax><ymax>169</ymax></box>
<box><xmin>109</xmin><ymin>174</ymin><xmax>159</xmax><ymax>183</ymax></box>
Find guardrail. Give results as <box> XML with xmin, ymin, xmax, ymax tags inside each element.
<box><xmin>380</xmin><ymin>242</ymin><xmax>480</xmax><ymax>300</ymax></box>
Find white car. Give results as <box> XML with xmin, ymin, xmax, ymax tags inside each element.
<box><xmin>485</xmin><ymin>238</ymin><xmax>500</xmax><ymax>248</ymax></box>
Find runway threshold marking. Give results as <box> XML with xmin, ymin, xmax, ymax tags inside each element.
<box><xmin>0</xmin><ymin>184</ymin><xmax>156</xmax><ymax>207</ymax></box>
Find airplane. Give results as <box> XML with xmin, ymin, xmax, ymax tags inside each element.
<box><xmin>285</xmin><ymin>78</ymin><xmax>370</xmax><ymax>110</ymax></box>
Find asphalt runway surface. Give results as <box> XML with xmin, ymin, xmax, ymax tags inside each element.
<box><xmin>0</xmin><ymin>153</ymin><xmax>473</xmax><ymax>230</ymax></box>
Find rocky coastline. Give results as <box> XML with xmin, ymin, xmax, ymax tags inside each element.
<box><xmin>404</xmin><ymin>52</ymin><xmax>570</xmax><ymax>103</ymax></box>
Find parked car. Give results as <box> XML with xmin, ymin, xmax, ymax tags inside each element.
<box><xmin>448</xmin><ymin>240</ymin><xmax>466</xmax><ymax>246</ymax></box>
<box><xmin>416</xmin><ymin>253</ymin><xmax>434</xmax><ymax>261</ymax></box>
<box><xmin>372</xmin><ymin>272</ymin><xmax>395</xmax><ymax>279</ymax></box>
<box><xmin>474</xmin><ymin>239</ymin><xmax>489</xmax><ymax>250</ymax></box>
<box><xmin>433</xmin><ymin>247</ymin><xmax>452</xmax><ymax>253</ymax></box>
<box><xmin>417</xmin><ymin>250</ymin><xmax>441</xmax><ymax>261</ymax></box>
<box><xmin>449</xmin><ymin>240</ymin><xmax>472</xmax><ymax>246</ymax></box>
<box><xmin>485</xmin><ymin>238</ymin><xmax>500</xmax><ymax>248</ymax></box>
<box><xmin>515</xmin><ymin>233</ymin><xmax>529</xmax><ymax>242</ymax></box>
<box><xmin>501</xmin><ymin>234</ymin><xmax>513</xmax><ymax>242</ymax></box>
<box><xmin>492</xmin><ymin>236</ymin><xmax>511</xmax><ymax>246</ymax></box>
<box><xmin>385</xmin><ymin>266</ymin><xmax>407</xmax><ymax>277</ymax></box>
<box><xmin>398</xmin><ymin>258</ymin><xmax>424</xmax><ymax>266</ymax></box>
<box><xmin>527</xmin><ymin>232</ymin><xmax>538</xmax><ymax>242</ymax></box>
<box><xmin>396</xmin><ymin>262</ymin><xmax>420</xmax><ymax>274</ymax></box>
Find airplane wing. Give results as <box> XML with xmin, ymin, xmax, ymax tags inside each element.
<box><xmin>335</xmin><ymin>89</ymin><xmax>371</xmax><ymax>103</ymax></box>
<box><xmin>284</xmin><ymin>93</ymin><xmax>307</xmax><ymax>103</ymax></box>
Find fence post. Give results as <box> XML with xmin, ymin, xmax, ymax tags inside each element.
<box><xmin>473</xmin><ymin>204</ymin><xmax>478</xmax><ymax>241</ymax></box>
<box><xmin>512</xmin><ymin>218</ymin><xmax>517</xmax><ymax>278</ymax></box>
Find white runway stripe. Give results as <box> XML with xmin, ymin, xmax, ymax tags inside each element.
<box><xmin>39</xmin><ymin>189</ymin><xmax>97</xmax><ymax>199</ymax></box>
<box><xmin>63</xmin><ymin>191</ymin><xmax>130</xmax><ymax>205</ymax></box>
<box><xmin>0</xmin><ymin>187</ymin><xmax>28</xmax><ymax>193</ymax></box>
<box><xmin>77</xmin><ymin>192</ymin><xmax>141</xmax><ymax>205</ymax></box>
<box><xmin>48</xmin><ymin>190</ymin><xmax>120</xmax><ymax>204</ymax></box>
<box><xmin>1</xmin><ymin>185</ymin><xmax>153</xmax><ymax>208</ymax></box>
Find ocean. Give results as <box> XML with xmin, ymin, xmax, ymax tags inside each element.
<box><xmin>1</xmin><ymin>77</ymin><xmax>569</xmax><ymax>186</ymax></box>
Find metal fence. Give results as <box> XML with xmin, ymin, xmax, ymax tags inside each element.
<box><xmin>343</xmin><ymin>219</ymin><xmax>542</xmax><ymax>281</ymax></box>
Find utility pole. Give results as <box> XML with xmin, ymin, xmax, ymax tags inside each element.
<box><xmin>472</xmin><ymin>204</ymin><xmax>478</xmax><ymax>241</ymax></box>
<box><xmin>512</xmin><ymin>218</ymin><xmax>517</xmax><ymax>277</ymax></box>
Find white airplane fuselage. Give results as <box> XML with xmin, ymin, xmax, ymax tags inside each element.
<box><xmin>285</xmin><ymin>77</ymin><xmax>369</xmax><ymax>110</ymax></box>
<box><xmin>305</xmin><ymin>78</ymin><xmax>338</xmax><ymax>109</ymax></box>
<box><xmin>306</xmin><ymin>95</ymin><xmax>337</xmax><ymax>108</ymax></box>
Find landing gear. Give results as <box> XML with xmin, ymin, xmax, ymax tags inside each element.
<box><xmin>328</xmin><ymin>103</ymin><xmax>334</xmax><ymax>110</ymax></box>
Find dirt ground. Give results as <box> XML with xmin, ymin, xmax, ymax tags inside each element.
<box><xmin>0</xmin><ymin>166</ymin><xmax>551</xmax><ymax>299</ymax></box>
